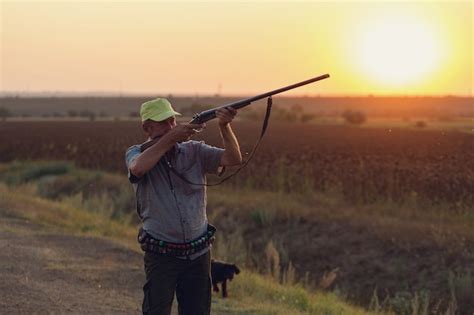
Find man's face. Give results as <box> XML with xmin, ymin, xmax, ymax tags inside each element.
<box><xmin>143</xmin><ymin>116</ymin><xmax>176</xmax><ymax>138</ymax></box>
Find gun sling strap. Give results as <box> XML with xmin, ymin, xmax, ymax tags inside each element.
<box><xmin>163</xmin><ymin>96</ymin><xmax>273</xmax><ymax>186</ymax></box>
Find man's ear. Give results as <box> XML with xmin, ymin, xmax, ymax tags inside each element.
<box><xmin>142</xmin><ymin>121</ymin><xmax>151</xmax><ymax>136</ymax></box>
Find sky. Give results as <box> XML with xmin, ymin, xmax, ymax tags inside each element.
<box><xmin>1</xmin><ymin>0</ymin><xmax>472</xmax><ymax>96</ymax></box>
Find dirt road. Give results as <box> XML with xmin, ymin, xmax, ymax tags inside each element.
<box><xmin>0</xmin><ymin>214</ymin><xmax>144</xmax><ymax>314</ymax></box>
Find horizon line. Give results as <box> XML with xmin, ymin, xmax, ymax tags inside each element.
<box><xmin>1</xmin><ymin>91</ymin><xmax>473</xmax><ymax>99</ymax></box>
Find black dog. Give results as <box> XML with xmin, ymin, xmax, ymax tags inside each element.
<box><xmin>211</xmin><ymin>259</ymin><xmax>240</xmax><ymax>298</ymax></box>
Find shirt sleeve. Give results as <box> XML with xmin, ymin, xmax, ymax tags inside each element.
<box><xmin>197</xmin><ymin>141</ymin><xmax>225</xmax><ymax>175</ymax></box>
<box><xmin>125</xmin><ymin>145</ymin><xmax>142</xmax><ymax>183</ymax></box>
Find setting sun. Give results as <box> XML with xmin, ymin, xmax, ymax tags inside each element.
<box><xmin>354</xmin><ymin>14</ymin><xmax>444</xmax><ymax>87</ymax></box>
<box><xmin>1</xmin><ymin>2</ymin><xmax>471</xmax><ymax>96</ymax></box>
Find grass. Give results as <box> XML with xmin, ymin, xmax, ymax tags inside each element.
<box><xmin>7</xmin><ymin>161</ymin><xmax>473</xmax><ymax>240</ymax></box>
<box><xmin>211</xmin><ymin>271</ymin><xmax>375</xmax><ymax>315</ymax></box>
<box><xmin>1</xmin><ymin>161</ymin><xmax>472</xmax><ymax>314</ymax></box>
<box><xmin>0</xmin><ymin>184</ymin><xmax>375</xmax><ymax>315</ymax></box>
<box><xmin>0</xmin><ymin>193</ymin><xmax>376</xmax><ymax>314</ymax></box>
<box><xmin>206</xmin><ymin>186</ymin><xmax>474</xmax><ymax>248</ymax></box>
<box><xmin>0</xmin><ymin>182</ymin><xmax>139</xmax><ymax>250</ymax></box>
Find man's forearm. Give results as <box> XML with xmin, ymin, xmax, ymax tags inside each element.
<box><xmin>130</xmin><ymin>137</ymin><xmax>174</xmax><ymax>177</ymax></box>
<box><xmin>219</xmin><ymin>124</ymin><xmax>242</xmax><ymax>166</ymax></box>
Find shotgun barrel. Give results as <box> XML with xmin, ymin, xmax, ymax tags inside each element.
<box><xmin>189</xmin><ymin>73</ymin><xmax>330</xmax><ymax>124</ymax></box>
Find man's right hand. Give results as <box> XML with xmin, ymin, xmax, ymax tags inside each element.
<box><xmin>162</xmin><ymin>123</ymin><xmax>205</xmax><ymax>143</ymax></box>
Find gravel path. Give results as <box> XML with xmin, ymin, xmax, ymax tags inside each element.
<box><xmin>0</xmin><ymin>214</ymin><xmax>144</xmax><ymax>314</ymax></box>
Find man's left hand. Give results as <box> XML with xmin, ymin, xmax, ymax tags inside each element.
<box><xmin>216</xmin><ymin>107</ymin><xmax>237</xmax><ymax>126</ymax></box>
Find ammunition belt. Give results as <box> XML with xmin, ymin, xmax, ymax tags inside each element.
<box><xmin>137</xmin><ymin>224</ymin><xmax>216</xmax><ymax>257</ymax></box>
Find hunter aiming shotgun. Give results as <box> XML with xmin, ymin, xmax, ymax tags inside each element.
<box><xmin>141</xmin><ymin>73</ymin><xmax>330</xmax><ymax>152</ymax></box>
<box><xmin>140</xmin><ymin>73</ymin><xmax>330</xmax><ymax>186</ymax></box>
<box><xmin>129</xmin><ymin>74</ymin><xmax>330</xmax><ymax>311</ymax></box>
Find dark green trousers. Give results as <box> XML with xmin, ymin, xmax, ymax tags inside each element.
<box><xmin>142</xmin><ymin>251</ymin><xmax>211</xmax><ymax>315</ymax></box>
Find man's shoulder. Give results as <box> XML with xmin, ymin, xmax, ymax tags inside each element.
<box><xmin>125</xmin><ymin>144</ymin><xmax>142</xmax><ymax>162</ymax></box>
<box><xmin>126</xmin><ymin>144</ymin><xmax>141</xmax><ymax>153</ymax></box>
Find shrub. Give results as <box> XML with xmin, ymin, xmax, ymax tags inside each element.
<box><xmin>0</xmin><ymin>107</ymin><xmax>12</xmax><ymax>120</ymax></box>
<box><xmin>0</xmin><ymin>161</ymin><xmax>73</xmax><ymax>185</ymax></box>
<box><xmin>250</xmin><ymin>208</ymin><xmax>274</xmax><ymax>227</ymax></box>
<box><xmin>342</xmin><ymin>110</ymin><xmax>367</xmax><ymax>125</ymax></box>
<box><xmin>79</xmin><ymin>110</ymin><xmax>96</xmax><ymax>121</ymax></box>
<box><xmin>36</xmin><ymin>170</ymin><xmax>136</xmax><ymax>222</ymax></box>
<box><xmin>415</xmin><ymin>120</ymin><xmax>427</xmax><ymax>128</ymax></box>
<box><xmin>67</xmin><ymin>110</ymin><xmax>78</xmax><ymax>117</ymax></box>
<box><xmin>300</xmin><ymin>113</ymin><xmax>316</xmax><ymax>123</ymax></box>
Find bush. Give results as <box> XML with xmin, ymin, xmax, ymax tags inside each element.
<box><xmin>0</xmin><ymin>107</ymin><xmax>12</xmax><ymax>120</ymax></box>
<box><xmin>0</xmin><ymin>161</ymin><xmax>73</xmax><ymax>185</ymax></box>
<box><xmin>342</xmin><ymin>110</ymin><xmax>367</xmax><ymax>125</ymax></box>
<box><xmin>300</xmin><ymin>113</ymin><xmax>316</xmax><ymax>123</ymax></box>
<box><xmin>36</xmin><ymin>170</ymin><xmax>136</xmax><ymax>222</ymax></box>
<box><xmin>415</xmin><ymin>120</ymin><xmax>427</xmax><ymax>128</ymax></box>
<box><xmin>79</xmin><ymin>110</ymin><xmax>96</xmax><ymax>121</ymax></box>
<box><xmin>67</xmin><ymin>110</ymin><xmax>78</xmax><ymax>117</ymax></box>
<box><xmin>0</xmin><ymin>161</ymin><xmax>136</xmax><ymax>223</ymax></box>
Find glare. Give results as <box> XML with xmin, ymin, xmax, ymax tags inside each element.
<box><xmin>356</xmin><ymin>15</ymin><xmax>443</xmax><ymax>86</ymax></box>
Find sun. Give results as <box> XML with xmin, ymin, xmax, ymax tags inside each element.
<box><xmin>355</xmin><ymin>14</ymin><xmax>443</xmax><ymax>87</ymax></box>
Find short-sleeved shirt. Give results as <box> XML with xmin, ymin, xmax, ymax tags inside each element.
<box><xmin>125</xmin><ymin>140</ymin><xmax>224</xmax><ymax>259</ymax></box>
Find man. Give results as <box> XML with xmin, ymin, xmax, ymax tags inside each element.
<box><xmin>125</xmin><ymin>98</ymin><xmax>242</xmax><ymax>315</ymax></box>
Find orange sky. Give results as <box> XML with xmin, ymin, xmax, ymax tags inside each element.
<box><xmin>1</xmin><ymin>1</ymin><xmax>472</xmax><ymax>96</ymax></box>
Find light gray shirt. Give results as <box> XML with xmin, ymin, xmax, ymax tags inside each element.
<box><xmin>125</xmin><ymin>140</ymin><xmax>224</xmax><ymax>258</ymax></box>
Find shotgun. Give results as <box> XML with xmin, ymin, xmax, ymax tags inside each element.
<box><xmin>141</xmin><ymin>74</ymin><xmax>330</xmax><ymax>152</ymax></box>
<box><xmin>190</xmin><ymin>74</ymin><xmax>330</xmax><ymax>124</ymax></box>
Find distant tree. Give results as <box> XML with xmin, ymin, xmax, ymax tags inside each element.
<box><xmin>291</xmin><ymin>104</ymin><xmax>303</xmax><ymax>113</ymax></box>
<box><xmin>0</xmin><ymin>107</ymin><xmax>12</xmax><ymax>121</ymax></box>
<box><xmin>342</xmin><ymin>110</ymin><xmax>367</xmax><ymax>125</ymax></box>
<box><xmin>415</xmin><ymin>120</ymin><xmax>427</xmax><ymax>128</ymax></box>
<box><xmin>300</xmin><ymin>113</ymin><xmax>316</xmax><ymax>123</ymax></box>
<box><xmin>67</xmin><ymin>110</ymin><xmax>78</xmax><ymax>118</ymax></box>
<box><xmin>79</xmin><ymin>110</ymin><xmax>96</xmax><ymax>121</ymax></box>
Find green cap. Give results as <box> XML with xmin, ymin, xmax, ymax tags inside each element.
<box><xmin>140</xmin><ymin>98</ymin><xmax>181</xmax><ymax>122</ymax></box>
